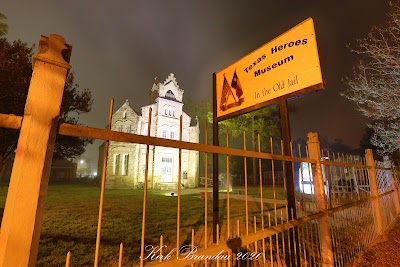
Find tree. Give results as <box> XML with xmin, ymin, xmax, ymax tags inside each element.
<box><xmin>185</xmin><ymin>99</ymin><xmax>281</xmax><ymax>184</ymax></box>
<box><xmin>0</xmin><ymin>13</ymin><xmax>8</xmax><ymax>37</ymax></box>
<box><xmin>329</xmin><ymin>138</ymin><xmax>351</xmax><ymax>154</ymax></box>
<box><xmin>358</xmin><ymin>127</ymin><xmax>379</xmax><ymax>154</ymax></box>
<box><xmin>184</xmin><ymin>99</ymin><xmax>213</xmax><ymax>177</ymax></box>
<box><xmin>342</xmin><ymin>4</ymin><xmax>400</xmax><ymax>159</ymax></box>
<box><xmin>184</xmin><ymin>99</ymin><xmax>212</xmax><ymax>143</ymax></box>
<box><xmin>0</xmin><ymin>38</ymin><xmax>93</xmax><ymax>175</ymax></box>
<box><xmin>211</xmin><ymin>106</ymin><xmax>280</xmax><ymax>185</ymax></box>
<box><xmin>292</xmin><ymin>135</ymin><xmax>351</xmax><ymax>158</ymax></box>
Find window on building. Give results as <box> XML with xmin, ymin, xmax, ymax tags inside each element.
<box><xmin>122</xmin><ymin>154</ymin><xmax>129</xmax><ymax>175</ymax></box>
<box><xmin>165</xmin><ymin>90</ymin><xmax>176</xmax><ymax>100</ymax></box>
<box><xmin>117</xmin><ymin>125</ymin><xmax>123</xmax><ymax>132</ymax></box>
<box><xmin>161</xmin><ymin>166</ymin><xmax>172</xmax><ymax>174</ymax></box>
<box><xmin>142</xmin><ymin>123</ymin><xmax>148</xmax><ymax>135</ymax></box>
<box><xmin>126</xmin><ymin>125</ymin><xmax>131</xmax><ymax>133</ymax></box>
<box><xmin>183</xmin><ymin>131</ymin><xmax>188</xmax><ymax>141</ymax></box>
<box><xmin>113</xmin><ymin>154</ymin><xmax>120</xmax><ymax>175</ymax></box>
<box><xmin>162</xmin><ymin>129</ymin><xmax>167</xmax><ymax>138</ymax></box>
<box><xmin>123</xmin><ymin>110</ymin><xmax>127</xmax><ymax>119</ymax></box>
<box><xmin>162</xmin><ymin>157</ymin><xmax>173</xmax><ymax>163</ymax></box>
<box><xmin>161</xmin><ymin>157</ymin><xmax>173</xmax><ymax>182</ymax></box>
<box><xmin>163</xmin><ymin>105</ymin><xmax>176</xmax><ymax>117</ymax></box>
<box><xmin>170</xmin><ymin>131</ymin><xmax>175</xmax><ymax>140</ymax></box>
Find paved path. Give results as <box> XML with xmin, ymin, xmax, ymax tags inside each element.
<box><xmin>353</xmin><ymin>216</ymin><xmax>400</xmax><ymax>266</ymax></box>
<box><xmin>159</xmin><ymin>187</ymin><xmax>287</xmax><ymax>205</ymax></box>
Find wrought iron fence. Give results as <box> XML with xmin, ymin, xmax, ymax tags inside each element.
<box><xmin>1</xmin><ymin>108</ymin><xmax>399</xmax><ymax>267</ymax></box>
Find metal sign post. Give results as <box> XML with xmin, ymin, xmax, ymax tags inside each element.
<box><xmin>212</xmin><ymin>73</ymin><xmax>220</xmax><ymax>243</ymax></box>
<box><xmin>279</xmin><ymin>98</ymin><xmax>300</xmax><ymax>265</ymax></box>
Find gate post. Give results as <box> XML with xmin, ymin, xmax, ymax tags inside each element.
<box><xmin>0</xmin><ymin>35</ymin><xmax>71</xmax><ymax>267</ymax></box>
<box><xmin>383</xmin><ymin>156</ymin><xmax>400</xmax><ymax>214</ymax></box>
<box><xmin>365</xmin><ymin>149</ymin><xmax>383</xmax><ymax>235</ymax></box>
<box><xmin>307</xmin><ymin>132</ymin><xmax>334</xmax><ymax>267</ymax></box>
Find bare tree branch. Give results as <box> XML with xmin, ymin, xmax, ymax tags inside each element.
<box><xmin>342</xmin><ymin>3</ymin><xmax>400</xmax><ymax>158</ymax></box>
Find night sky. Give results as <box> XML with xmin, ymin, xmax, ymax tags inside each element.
<box><xmin>2</xmin><ymin>1</ymin><xmax>391</xmax><ymax>171</ymax></box>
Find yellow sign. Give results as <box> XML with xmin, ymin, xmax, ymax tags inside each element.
<box><xmin>215</xmin><ymin>18</ymin><xmax>323</xmax><ymax>119</ymax></box>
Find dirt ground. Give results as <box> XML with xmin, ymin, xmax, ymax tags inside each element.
<box><xmin>353</xmin><ymin>216</ymin><xmax>400</xmax><ymax>267</ymax></box>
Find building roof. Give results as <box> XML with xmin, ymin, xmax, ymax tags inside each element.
<box><xmin>150</xmin><ymin>73</ymin><xmax>184</xmax><ymax>102</ymax></box>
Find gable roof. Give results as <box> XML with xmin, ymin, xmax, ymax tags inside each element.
<box><xmin>113</xmin><ymin>99</ymin><xmax>138</xmax><ymax>117</ymax></box>
<box><xmin>151</xmin><ymin>73</ymin><xmax>184</xmax><ymax>102</ymax></box>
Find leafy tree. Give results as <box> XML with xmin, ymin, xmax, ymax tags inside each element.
<box><xmin>0</xmin><ymin>13</ymin><xmax>8</xmax><ymax>37</ymax></box>
<box><xmin>342</xmin><ymin>4</ymin><xmax>400</xmax><ymax>159</ymax></box>
<box><xmin>184</xmin><ymin>99</ymin><xmax>212</xmax><ymax>177</ymax></box>
<box><xmin>329</xmin><ymin>138</ymin><xmax>351</xmax><ymax>154</ymax></box>
<box><xmin>359</xmin><ymin>126</ymin><xmax>400</xmax><ymax>163</ymax></box>
<box><xmin>358</xmin><ymin>127</ymin><xmax>379</xmax><ymax>154</ymax></box>
<box><xmin>0</xmin><ymin>38</ymin><xmax>93</xmax><ymax>176</ymax></box>
<box><xmin>185</xmin><ymin>100</ymin><xmax>280</xmax><ymax>184</ymax></box>
<box><xmin>292</xmin><ymin>135</ymin><xmax>351</xmax><ymax>159</ymax></box>
<box><xmin>212</xmin><ymin>106</ymin><xmax>280</xmax><ymax>185</ymax></box>
<box><xmin>0</xmin><ymin>39</ymin><xmax>33</xmax><ymax>173</ymax></box>
<box><xmin>184</xmin><ymin>99</ymin><xmax>212</xmax><ymax>143</ymax></box>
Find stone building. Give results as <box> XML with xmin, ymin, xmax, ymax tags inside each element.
<box><xmin>50</xmin><ymin>159</ymin><xmax>77</xmax><ymax>181</ymax></box>
<box><xmin>99</xmin><ymin>73</ymin><xmax>200</xmax><ymax>189</ymax></box>
<box><xmin>1</xmin><ymin>156</ymin><xmax>78</xmax><ymax>183</ymax></box>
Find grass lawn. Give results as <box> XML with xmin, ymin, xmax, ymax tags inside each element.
<box><xmin>0</xmin><ymin>184</ymin><xmax>286</xmax><ymax>267</ymax></box>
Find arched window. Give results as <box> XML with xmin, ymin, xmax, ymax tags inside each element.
<box><xmin>164</xmin><ymin>105</ymin><xmax>168</xmax><ymax>115</ymax></box>
<box><xmin>172</xmin><ymin>107</ymin><xmax>176</xmax><ymax>117</ymax></box>
<box><xmin>123</xmin><ymin>110</ymin><xmax>127</xmax><ymax>119</ymax></box>
<box><xmin>162</xmin><ymin>127</ymin><xmax>167</xmax><ymax>138</ymax></box>
<box><xmin>165</xmin><ymin>90</ymin><xmax>176</xmax><ymax>100</ymax></box>
<box><xmin>113</xmin><ymin>154</ymin><xmax>120</xmax><ymax>175</ymax></box>
<box><xmin>122</xmin><ymin>154</ymin><xmax>129</xmax><ymax>175</ymax></box>
<box><xmin>126</xmin><ymin>125</ymin><xmax>131</xmax><ymax>133</ymax></box>
<box><xmin>168</xmin><ymin>106</ymin><xmax>172</xmax><ymax>116</ymax></box>
<box><xmin>117</xmin><ymin>125</ymin><xmax>122</xmax><ymax>132</ymax></box>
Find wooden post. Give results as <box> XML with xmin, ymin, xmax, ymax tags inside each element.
<box><xmin>365</xmin><ymin>149</ymin><xmax>383</xmax><ymax>235</ymax></box>
<box><xmin>279</xmin><ymin>98</ymin><xmax>300</xmax><ymax>265</ymax></box>
<box><xmin>307</xmin><ymin>132</ymin><xmax>334</xmax><ymax>267</ymax></box>
<box><xmin>383</xmin><ymin>156</ymin><xmax>400</xmax><ymax>214</ymax></box>
<box><xmin>0</xmin><ymin>34</ymin><xmax>71</xmax><ymax>267</ymax></box>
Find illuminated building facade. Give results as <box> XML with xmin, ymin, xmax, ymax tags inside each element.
<box><xmin>100</xmin><ymin>73</ymin><xmax>199</xmax><ymax>189</ymax></box>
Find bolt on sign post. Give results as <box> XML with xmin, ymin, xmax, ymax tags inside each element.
<box><xmin>0</xmin><ymin>35</ymin><xmax>71</xmax><ymax>267</ymax></box>
<box><xmin>212</xmin><ymin>17</ymin><xmax>324</xmax><ymax>256</ymax></box>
